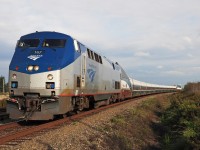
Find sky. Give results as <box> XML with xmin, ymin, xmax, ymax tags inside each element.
<box><xmin>0</xmin><ymin>0</ymin><xmax>200</xmax><ymax>87</ymax></box>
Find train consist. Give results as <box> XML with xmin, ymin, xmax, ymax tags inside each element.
<box><xmin>7</xmin><ymin>31</ymin><xmax>179</xmax><ymax>120</ymax></box>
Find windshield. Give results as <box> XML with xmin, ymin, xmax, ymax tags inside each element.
<box><xmin>17</xmin><ymin>39</ymin><xmax>40</xmax><ymax>48</ymax></box>
<box><xmin>42</xmin><ymin>39</ymin><xmax>66</xmax><ymax>48</ymax></box>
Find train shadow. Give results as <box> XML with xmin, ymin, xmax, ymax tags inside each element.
<box><xmin>17</xmin><ymin>120</ymin><xmax>51</xmax><ymax>126</ymax></box>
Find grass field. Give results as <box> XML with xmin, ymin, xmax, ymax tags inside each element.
<box><xmin>95</xmin><ymin>95</ymin><xmax>171</xmax><ymax>149</ymax></box>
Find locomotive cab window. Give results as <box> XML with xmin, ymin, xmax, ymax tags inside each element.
<box><xmin>73</xmin><ymin>40</ymin><xmax>81</xmax><ymax>53</ymax></box>
<box><xmin>43</xmin><ymin>39</ymin><xmax>66</xmax><ymax>48</ymax></box>
<box><xmin>79</xmin><ymin>43</ymin><xmax>85</xmax><ymax>52</ymax></box>
<box><xmin>17</xmin><ymin>39</ymin><xmax>40</xmax><ymax>48</ymax></box>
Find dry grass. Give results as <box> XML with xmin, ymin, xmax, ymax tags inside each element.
<box><xmin>0</xmin><ymin>93</ymin><xmax>8</xmax><ymax>100</ymax></box>
<box><xmin>87</xmin><ymin>95</ymin><xmax>171</xmax><ymax>150</ymax></box>
<box><xmin>0</xmin><ymin>93</ymin><xmax>8</xmax><ymax>108</ymax></box>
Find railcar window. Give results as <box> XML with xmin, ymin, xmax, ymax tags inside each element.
<box><xmin>112</xmin><ymin>63</ymin><xmax>115</xmax><ymax>70</ymax></box>
<box><xmin>17</xmin><ymin>39</ymin><xmax>40</xmax><ymax>48</ymax></box>
<box><xmin>90</xmin><ymin>51</ymin><xmax>94</xmax><ymax>60</ymax></box>
<box><xmin>115</xmin><ymin>81</ymin><xmax>120</xmax><ymax>89</ymax></box>
<box><xmin>94</xmin><ymin>53</ymin><xmax>99</xmax><ymax>62</ymax></box>
<box><xmin>99</xmin><ymin>56</ymin><xmax>102</xmax><ymax>64</ymax></box>
<box><xmin>43</xmin><ymin>39</ymin><xmax>66</xmax><ymax>48</ymax></box>
<box><xmin>87</xmin><ymin>49</ymin><xmax>91</xmax><ymax>58</ymax></box>
<box><xmin>87</xmin><ymin>49</ymin><xmax>103</xmax><ymax>64</ymax></box>
<box><xmin>77</xmin><ymin>76</ymin><xmax>81</xmax><ymax>88</ymax></box>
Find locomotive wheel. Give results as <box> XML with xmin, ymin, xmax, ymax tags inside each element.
<box><xmin>78</xmin><ymin>104</ymin><xmax>84</xmax><ymax>111</ymax></box>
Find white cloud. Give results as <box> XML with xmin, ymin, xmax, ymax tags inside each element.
<box><xmin>0</xmin><ymin>0</ymin><xmax>200</xmax><ymax>85</ymax></box>
<box><xmin>187</xmin><ymin>53</ymin><xmax>194</xmax><ymax>58</ymax></box>
<box><xmin>183</xmin><ymin>36</ymin><xmax>192</xmax><ymax>44</ymax></box>
<box><xmin>164</xmin><ymin>70</ymin><xmax>184</xmax><ymax>76</ymax></box>
<box><xmin>157</xmin><ymin>65</ymin><xmax>163</xmax><ymax>69</ymax></box>
<box><xmin>135</xmin><ymin>51</ymin><xmax>150</xmax><ymax>57</ymax></box>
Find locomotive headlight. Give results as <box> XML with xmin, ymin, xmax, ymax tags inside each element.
<box><xmin>12</xmin><ymin>74</ymin><xmax>17</xmax><ymax>79</ymax></box>
<box><xmin>47</xmin><ymin>74</ymin><xmax>53</xmax><ymax>80</ymax></box>
<box><xmin>27</xmin><ymin>65</ymin><xmax>33</xmax><ymax>71</ymax></box>
<box><xmin>34</xmin><ymin>65</ymin><xmax>39</xmax><ymax>71</ymax></box>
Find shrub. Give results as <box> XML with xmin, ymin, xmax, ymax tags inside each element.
<box><xmin>161</xmin><ymin>93</ymin><xmax>200</xmax><ymax>149</ymax></box>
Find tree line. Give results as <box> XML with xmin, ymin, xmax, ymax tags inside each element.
<box><xmin>184</xmin><ymin>82</ymin><xmax>200</xmax><ymax>94</ymax></box>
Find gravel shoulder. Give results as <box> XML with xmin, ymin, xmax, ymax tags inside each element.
<box><xmin>2</xmin><ymin>94</ymin><xmax>169</xmax><ymax>150</ymax></box>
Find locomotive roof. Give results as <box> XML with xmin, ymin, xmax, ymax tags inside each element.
<box><xmin>20</xmin><ymin>31</ymin><xmax>70</xmax><ymax>39</ymax></box>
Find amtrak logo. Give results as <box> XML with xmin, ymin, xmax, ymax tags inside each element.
<box><xmin>87</xmin><ymin>69</ymin><xmax>96</xmax><ymax>82</ymax></box>
<box><xmin>27</xmin><ymin>55</ymin><xmax>43</xmax><ymax>61</ymax></box>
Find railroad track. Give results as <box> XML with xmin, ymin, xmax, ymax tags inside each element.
<box><xmin>0</xmin><ymin>108</ymin><xmax>9</xmax><ymax>121</ymax></box>
<box><xmin>0</xmin><ymin>108</ymin><xmax>6</xmax><ymax>112</ymax></box>
<box><xmin>0</xmin><ymin>113</ymin><xmax>9</xmax><ymax>121</ymax></box>
<box><xmin>0</xmin><ymin>93</ymin><xmax>168</xmax><ymax>147</ymax></box>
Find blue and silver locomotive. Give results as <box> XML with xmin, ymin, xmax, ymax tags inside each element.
<box><xmin>7</xmin><ymin>31</ymin><xmax>177</xmax><ymax>120</ymax></box>
<box><xmin>7</xmin><ymin>31</ymin><xmax>132</xmax><ymax>120</ymax></box>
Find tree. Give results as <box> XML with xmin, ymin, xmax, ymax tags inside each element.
<box><xmin>184</xmin><ymin>82</ymin><xmax>200</xmax><ymax>94</ymax></box>
<box><xmin>0</xmin><ymin>76</ymin><xmax>6</xmax><ymax>93</ymax></box>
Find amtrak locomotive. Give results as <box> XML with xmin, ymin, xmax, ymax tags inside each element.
<box><xmin>7</xmin><ymin>31</ymin><xmax>177</xmax><ymax>120</ymax></box>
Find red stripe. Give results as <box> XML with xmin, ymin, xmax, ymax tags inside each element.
<box><xmin>59</xmin><ymin>92</ymin><xmax>121</xmax><ymax>97</ymax></box>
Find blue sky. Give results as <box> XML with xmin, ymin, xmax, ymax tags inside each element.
<box><xmin>0</xmin><ymin>0</ymin><xmax>200</xmax><ymax>87</ymax></box>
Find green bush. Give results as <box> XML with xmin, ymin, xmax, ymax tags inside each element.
<box><xmin>161</xmin><ymin>93</ymin><xmax>200</xmax><ymax>149</ymax></box>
